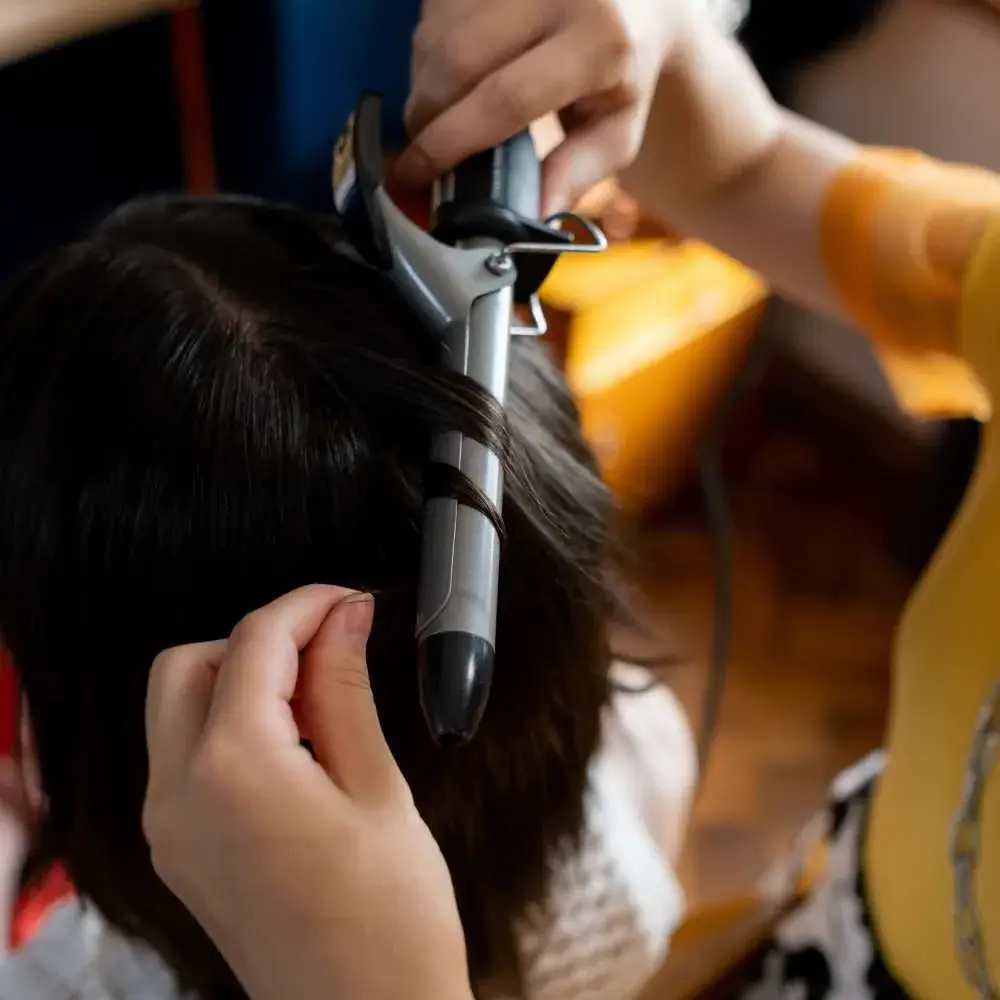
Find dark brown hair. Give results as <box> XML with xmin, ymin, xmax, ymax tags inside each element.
<box><xmin>0</xmin><ymin>195</ymin><xmax>624</xmax><ymax>997</ymax></box>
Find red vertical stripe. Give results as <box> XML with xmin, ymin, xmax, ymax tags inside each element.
<box><xmin>0</xmin><ymin>652</ymin><xmax>76</xmax><ymax>950</ymax></box>
<box><xmin>170</xmin><ymin>4</ymin><xmax>217</xmax><ymax>193</ymax></box>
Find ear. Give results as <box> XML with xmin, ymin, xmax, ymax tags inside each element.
<box><xmin>17</xmin><ymin>701</ymin><xmax>43</xmax><ymax>819</ymax></box>
<box><xmin>0</xmin><ymin>648</ymin><xmax>42</xmax><ymax>820</ymax></box>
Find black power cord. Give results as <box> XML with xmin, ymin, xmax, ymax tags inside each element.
<box><xmin>694</xmin><ymin>323</ymin><xmax>774</xmax><ymax>781</ymax></box>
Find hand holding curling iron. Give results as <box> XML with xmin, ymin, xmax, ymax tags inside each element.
<box><xmin>398</xmin><ymin>0</ymin><xmax>697</xmax><ymax>213</ymax></box>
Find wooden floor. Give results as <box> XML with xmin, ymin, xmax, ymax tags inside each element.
<box><xmin>619</xmin><ymin>386</ymin><xmax>917</xmax><ymax>906</ymax></box>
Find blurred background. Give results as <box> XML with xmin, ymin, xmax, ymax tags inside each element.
<box><xmin>1</xmin><ymin>0</ymin><xmax>999</xmax><ymax>995</ymax></box>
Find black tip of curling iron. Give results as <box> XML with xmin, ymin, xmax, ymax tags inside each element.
<box><xmin>418</xmin><ymin>632</ymin><xmax>494</xmax><ymax>747</ymax></box>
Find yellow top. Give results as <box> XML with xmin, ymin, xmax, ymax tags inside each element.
<box><xmin>821</xmin><ymin>149</ymin><xmax>1000</xmax><ymax>999</ymax></box>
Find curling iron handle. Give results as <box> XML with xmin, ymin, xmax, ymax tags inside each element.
<box><xmin>493</xmin><ymin>129</ymin><xmax>542</xmax><ymax>220</ymax></box>
<box><xmin>438</xmin><ymin>130</ymin><xmax>541</xmax><ymax>223</ymax></box>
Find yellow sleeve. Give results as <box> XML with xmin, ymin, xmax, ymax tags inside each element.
<box><xmin>960</xmin><ymin>214</ymin><xmax>1000</xmax><ymax>398</ymax></box>
<box><xmin>820</xmin><ymin>148</ymin><xmax>1000</xmax><ymax>408</ymax></box>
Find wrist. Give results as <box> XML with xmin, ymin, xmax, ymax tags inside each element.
<box><xmin>624</xmin><ymin>14</ymin><xmax>783</xmax><ymax>212</ymax></box>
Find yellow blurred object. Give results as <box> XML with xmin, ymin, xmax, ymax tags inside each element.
<box><xmin>542</xmin><ymin>239</ymin><xmax>683</xmax><ymax>314</ymax></box>
<box><xmin>875</xmin><ymin>345</ymin><xmax>991</xmax><ymax>421</ymax></box>
<box><xmin>543</xmin><ymin>240</ymin><xmax>767</xmax><ymax>507</ymax></box>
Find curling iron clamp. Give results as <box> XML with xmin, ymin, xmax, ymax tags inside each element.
<box><xmin>333</xmin><ymin>93</ymin><xmax>607</xmax><ymax>746</ymax></box>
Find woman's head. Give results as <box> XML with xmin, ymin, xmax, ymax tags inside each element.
<box><xmin>0</xmin><ymin>195</ymin><xmax>619</xmax><ymax>995</ymax></box>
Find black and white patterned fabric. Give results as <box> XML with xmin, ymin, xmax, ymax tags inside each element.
<box><xmin>736</xmin><ymin>751</ymin><xmax>910</xmax><ymax>1000</ymax></box>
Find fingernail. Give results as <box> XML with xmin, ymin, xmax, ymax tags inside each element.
<box><xmin>393</xmin><ymin>146</ymin><xmax>432</xmax><ymax>187</ymax></box>
<box><xmin>340</xmin><ymin>595</ymin><xmax>374</xmax><ymax>649</ymax></box>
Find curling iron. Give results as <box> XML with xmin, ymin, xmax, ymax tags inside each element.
<box><xmin>333</xmin><ymin>93</ymin><xmax>606</xmax><ymax>746</ymax></box>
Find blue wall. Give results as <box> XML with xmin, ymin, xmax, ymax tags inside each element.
<box><xmin>276</xmin><ymin>0</ymin><xmax>418</xmax><ymax>205</ymax></box>
<box><xmin>204</xmin><ymin>0</ymin><xmax>420</xmax><ymax>209</ymax></box>
<box><xmin>0</xmin><ymin>0</ymin><xmax>423</xmax><ymax>279</ymax></box>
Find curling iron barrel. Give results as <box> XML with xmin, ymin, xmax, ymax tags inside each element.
<box><xmin>332</xmin><ymin>93</ymin><xmax>606</xmax><ymax>746</ymax></box>
<box><xmin>415</xmin><ymin>133</ymin><xmax>542</xmax><ymax>746</ymax></box>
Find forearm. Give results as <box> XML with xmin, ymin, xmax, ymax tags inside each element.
<box><xmin>621</xmin><ymin>17</ymin><xmax>856</xmax><ymax>322</ymax></box>
<box><xmin>622</xmin><ymin>13</ymin><xmax>1000</xmax><ymax>365</ymax></box>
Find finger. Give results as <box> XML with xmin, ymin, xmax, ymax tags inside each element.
<box><xmin>298</xmin><ymin>595</ymin><xmax>401</xmax><ymax>804</ymax></box>
<box><xmin>145</xmin><ymin>640</ymin><xmax>226</xmax><ymax>783</ymax></box>
<box><xmin>406</xmin><ymin>0</ymin><xmax>553</xmax><ymax>138</ymax></box>
<box><xmin>205</xmin><ymin>585</ymin><xmax>358</xmax><ymax>748</ymax></box>
<box><xmin>396</xmin><ymin>21</ymin><xmax>625</xmax><ymax>186</ymax></box>
<box><xmin>542</xmin><ymin>107</ymin><xmax>645</xmax><ymax>215</ymax></box>
<box><xmin>531</xmin><ymin>114</ymin><xmax>564</xmax><ymax>160</ymax></box>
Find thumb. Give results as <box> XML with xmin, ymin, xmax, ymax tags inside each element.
<box><xmin>542</xmin><ymin>110</ymin><xmax>640</xmax><ymax>216</ymax></box>
<box><xmin>299</xmin><ymin>596</ymin><xmax>404</xmax><ymax>806</ymax></box>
